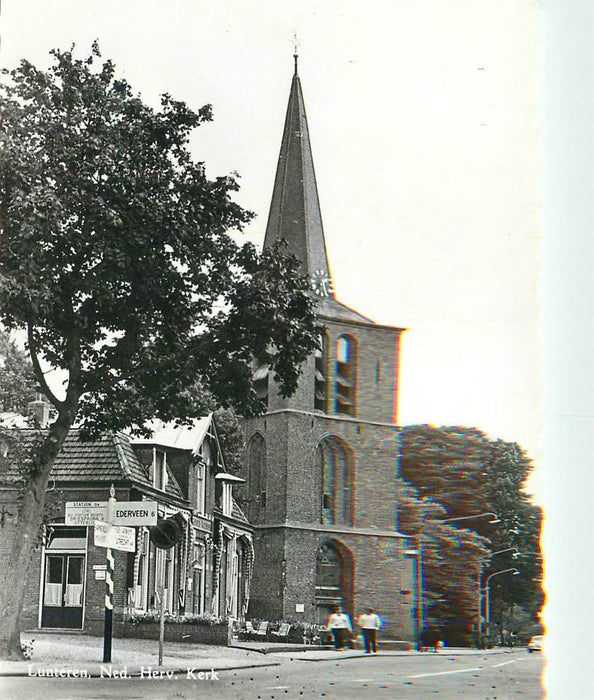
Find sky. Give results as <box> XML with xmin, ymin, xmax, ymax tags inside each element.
<box><xmin>1</xmin><ymin>1</ymin><xmax>542</xmax><ymax>492</ymax></box>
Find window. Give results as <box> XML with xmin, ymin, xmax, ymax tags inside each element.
<box><xmin>222</xmin><ymin>482</ymin><xmax>233</xmax><ymax>517</ymax></box>
<box><xmin>196</xmin><ymin>461</ymin><xmax>206</xmax><ymax>514</ymax></box>
<box><xmin>334</xmin><ymin>336</ymin><xmax>357</xmax><ymax>416</ymax></box>
<box><xmin>252</xmin><ymin>360</ymin><xmax>269</xmax><ymax>407</ymax></box>
<box><xmin>247</xmin><ymin>433</ymin><xmax>266</xmax><ymax>522</ymax></box>
<box><xmin>192</xmin><ymin>543</ymin><xmax>205</xmax><ymax>615</ymax></box>
<box><xmin>152</xmin><ymin>449</ymin><xmax>168</xmax><ymax>491</ymax></box>
<box><xmin>314</xmin><ymin>333</ymin><xmax>329</xmax><ymax>412</ymax></box>
<box><xmin>317</xmin><ymin>437</ymin><xmax>354</xmax><ymax>526</ymax></box>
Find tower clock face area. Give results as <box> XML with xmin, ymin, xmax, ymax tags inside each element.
<box><xmin>311</xmin><ymin>269</ymin><xmax>334</xmax><ymax>297</ymax></box>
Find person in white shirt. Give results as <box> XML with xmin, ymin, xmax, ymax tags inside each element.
<box><xmin>326</xmin><ymin>606</ymin><xmax>353</xmax><ymax>650</ymax></box>
<box><xmin>358</xmin><ymin>607</ymin><xmax>383</xmax><ymax>653</ymax></box>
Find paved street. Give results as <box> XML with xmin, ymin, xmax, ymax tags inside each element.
<box><xmin>0</xmin><ymin>649</ymin><xmax>544</xmax><ymax>699</ymax></box>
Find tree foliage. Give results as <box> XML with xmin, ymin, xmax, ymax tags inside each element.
<box><xmin>398</xmin><ymin>425</ymin><xmax>543</xmax><ymax>645</ymax></box>
<box><xmin>0</xmin><ymin>44</ymin><xmax>318</xmax><ymax>658</ymax></box>
<box><xmin>397</xmin><ymin>478</ymin><xmax>490</xmax><ymax>645</ymax></box>
<box><xmin>213</xmin><ymin>406</ymin><xmax>245</xmax><ymax>476</ymax></box>
<box><xmin>0</xmin><ymin>43</ymin><xmax>318</xmax><ymax>434</ymax></box>
<box><xmin>0</xmin><ymin>331</ymin><xmax>38</xmax><ymax>413</ymax></box>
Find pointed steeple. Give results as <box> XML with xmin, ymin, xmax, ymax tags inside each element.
<box><xmin>263</xmin><ymin>56</ymin><xmax>332</xmax><ymax>286</ymax></box>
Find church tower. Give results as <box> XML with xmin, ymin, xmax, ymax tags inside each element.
<box><xmin>242</xmin><ymin>57</ymin><xmax>415</xmax><ymax>639</ymax></box>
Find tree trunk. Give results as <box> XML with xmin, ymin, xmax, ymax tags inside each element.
<box><xmin>0</xmin><ymin>416</ymin><xmax>73</xmax><ymax>660</ymax></box>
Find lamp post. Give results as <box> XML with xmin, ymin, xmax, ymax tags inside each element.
<box><xmin>413</xmin><ymin>512</ymin><xmax>499</xmax><ymax>652</ymax></box>
<box><xmin>484</xmin><ymin>568</ymin><xmax>520</xmax><ymax>625</ymax></box>
<box><xmin>476</xmin><ymin>549</ymin><xmax>520</xmax><ymax>648</ymax></box>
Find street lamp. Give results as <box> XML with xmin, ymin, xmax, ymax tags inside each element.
<box><xmin>491</xmin><ymin>547</ymin><xmax>520</xmax><ymax>559</ymax></box>
<box><xmin>475</xmin><ymin>551</ymin><xmax>520</xmax><ymax>648</ymax></box>
<box><xmin>484</xmin><ymin>568</ymin><xmax>520</xmax><ymax>626</ymax></box>
<box><xmin>412</xmin><ymin>512</ymin><xmax>500</xmax><ymax>652</ymax></box>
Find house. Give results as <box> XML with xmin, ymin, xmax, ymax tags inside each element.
<box><xmin>1</xmin><ymin>414</ymin><xmax>252</xmax><ymax>635</ymax></box>
<box><xmin>240</xmin><ymin>56</ymin><xmax>416</xmax><ymax>639</ymax></box>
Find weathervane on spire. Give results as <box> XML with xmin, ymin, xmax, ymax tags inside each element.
<box><xmin>293</xmin><ymin>32</ymin><xmax>300</xmax><ymax>74</ymax></box>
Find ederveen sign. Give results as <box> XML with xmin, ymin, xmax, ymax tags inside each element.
<box><xmin>112</xmin><ymin>502</ymin><xmax>157</xmax><ymax>526</ymax></box>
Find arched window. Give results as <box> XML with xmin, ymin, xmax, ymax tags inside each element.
<box><xmin>335</xmin><ymin>335</ymin><xmax>357</xmax><ymax>416</ymax></box>
<box><xmin>317</xmin><ymin>437</ymin><xmax>353</xmax><ymax>526</ymax></box>
<box><xmin>314</xmin><ymin>332</ymin><xmax>329</xmax><ymax>413</ymax></box>
<box><xmin>247</xmin><ymin>433</ymin><xmax>266</xmax><ymax>522</ymax></box>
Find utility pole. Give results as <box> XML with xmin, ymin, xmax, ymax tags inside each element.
<box><xmin>102</xmin><ymin>484</ymin><xmax>116</xmax><ymax>663</ymax></box>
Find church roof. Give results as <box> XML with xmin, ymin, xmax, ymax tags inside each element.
<box><xmin>263</xmin><ymin>55</ymin><xmax>331</xmax><ymax>281</ymax></box>
<box><xmin>316</xmin><ymin>297</ymin><xmax>376</xmax><ymax>325</ymax></box>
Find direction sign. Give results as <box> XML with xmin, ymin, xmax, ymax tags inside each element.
<box><xmin>112</xmin><ymin>501</ymin><xmax>158</xmax><ymax>526</ymax></box>
<box><xmin>65</xmin><ymin>502</ymin><xmax>108</xmax><ymax>526</ymax></box>
<box><xmin>94</xmin><ymin>521</ymin><xmax>136</xmax><ymax>553</ymax></box>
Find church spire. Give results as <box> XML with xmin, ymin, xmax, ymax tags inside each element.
<box><xmin>263</xmin><ymin>56</ymin><xmax>333</xmax><ymax>289</ymax></box>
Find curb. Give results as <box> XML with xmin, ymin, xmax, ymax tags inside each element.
<box><xmin>0</xmin><ymin>647</ymin><xmax>518</xmax><ymax>677</ymax></box>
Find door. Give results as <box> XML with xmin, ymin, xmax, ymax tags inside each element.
<box><xmin>41</xmin><ymin>554</ymin><xmax>85</xmax><ymax>628</ymax></box>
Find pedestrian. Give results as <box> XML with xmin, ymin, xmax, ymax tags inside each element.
<box><xmin>420</xmin><ymin>625</ymin><xmax>440</xmax><ymax>653</ymax></box>
<box><xmin>358</xmin><ymin>607</ymin><xmax>383</xmax><ymax>653</ymax></box>
<box><xmin>326</xmin><ymin>606</ymin><xmax>353</xmax><ymax>650</ymax></box>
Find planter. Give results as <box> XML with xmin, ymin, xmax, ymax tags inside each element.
<box><xmin>118</xmin><ymin>620</ymin><xmax>233</xmax><ymax>646</ymax></box>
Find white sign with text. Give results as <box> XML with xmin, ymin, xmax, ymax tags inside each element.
<box><xmin>93</xmin><ymin>521</ymin><xmax>136</xmax><ymax>553</ymax></box>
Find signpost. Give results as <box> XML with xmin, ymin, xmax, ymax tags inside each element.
<box><xmin>65</xmin><ymin>491</ymin><xmax>158</xmax><ymax>663</ymax></box>
<box><xmin>64</xmin><ymin>493</ymin><xmax>174</xmax><ymax>664</ymax></box>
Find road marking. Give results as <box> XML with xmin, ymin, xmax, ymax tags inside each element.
<box><xmin>407</xmin><ymin>666</ymin><xmax>482</xmax><ymax>679</ymax></box>
<box><xmin>351</xmin><ymin>678</ymin><xmax>374</xmax><ymax>682</ymax></box>
<box><xmin>492</xmin><ymin>658</ymin><xmax>529</xmax><ymax>668</ymax></box>
<box><xmin>267</xmin><ymin>686</ymin><xmax>291</xmax><ymax>690</ymax></box>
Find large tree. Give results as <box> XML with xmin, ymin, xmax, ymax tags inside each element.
<box><xmin>397</xmin><ymin>478</ymin><xmax>490</xmax><ymax>646</ymax></box>
<box><xmin>483</xmin><ymin>441</ymin><xmax>543</xmax><ymax>643</ymax></box>
<box><xmin>0</xmin><ymin>44</ymin><xmax>318</xmax><ymax>658</ymax></box>
<box><xmin>398</xmin><ymin>425</ymin><xmax>543</xmax><ymax>645</ymax></box>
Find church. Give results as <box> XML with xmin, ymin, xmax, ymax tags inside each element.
<box><xmin>241</xmin><ymin>56</ymin><xmax>415</xmax><ymax>639</ymax></box>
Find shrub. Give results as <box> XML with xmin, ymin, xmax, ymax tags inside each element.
<box><xmin>125</xmin><ymin>611</ymin><xmax>228</xmax><ymax>626</ymax></box>
<box><xmin>21</xmin><ymin>639</ymin><xmax>34</xmax><ymax>659</ymax></box>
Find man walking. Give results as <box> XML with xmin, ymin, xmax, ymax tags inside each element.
<box><xmin>326</xmin><ymin>606</ymin><xmax>353</xmax><ymax>650</ymax></box>
<box><xmin>358</xmin><ymin>607</ymin><xmax>383</xmax><ymax>653</ymax></box>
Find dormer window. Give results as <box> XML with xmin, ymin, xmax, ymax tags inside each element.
<box><xmin>215</xmin><ymin>473</ymin><xmax>245</xmax><ymax>519</ymax></box>
<box><xmin>222</xmin><ymin>482</ymin><xmax>232</xmax><ymax>517</ymax></box>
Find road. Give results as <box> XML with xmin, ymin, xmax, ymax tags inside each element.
<box><xmin>0</xmin><ymin>650</ymin><xmax>544</xmax><ymax>699</ymax></box>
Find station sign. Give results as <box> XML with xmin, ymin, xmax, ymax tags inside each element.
<box><xmin>94</xmin><ymin>521</ymin><xmax>136</xmax><ymax>553</ymax></box>
<box><xmin>65</xmin><ymin>502</ymin><xmax>108</xmax><ymax>526</ymax></box>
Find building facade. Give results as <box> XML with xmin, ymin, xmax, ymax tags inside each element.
<box><xmin>1</xmin><ymin>415</ymin><xmax>252</xmax><ymax>634</ymax></box>
<box><xmin>241</xmin><ymin>57</ymin><xmax>415</xmax><ymax>639</ymax></box>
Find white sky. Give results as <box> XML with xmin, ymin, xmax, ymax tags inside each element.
<box><xmin>1</xmin><ymin>0</ymin><xmax>542</xmax><ymax>490</ymax></box>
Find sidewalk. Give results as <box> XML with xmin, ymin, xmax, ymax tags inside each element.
<box><xmin>0</xmin><ymin>632</ymin><xmax>516</xmax><ymax>678</ymax></box>
<box><xmin>0</xmin><ymin>632</ymin><xmax>280</xmax><ymax>678</ymax></box>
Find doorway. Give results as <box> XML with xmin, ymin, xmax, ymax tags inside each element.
<box><xmin>314</xmin><ymin>540</ymin><xmax>354</xmax><ymax>624</ymax></box>
<box><xmin>41</xmin><ymin>553</ymin><xmax>85</xmax><ymax>628</ymax></box>
<box><xmin>41</xmin><ymin>525</ymin><xmax>87</xmax><ymax>629</ymax></box>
